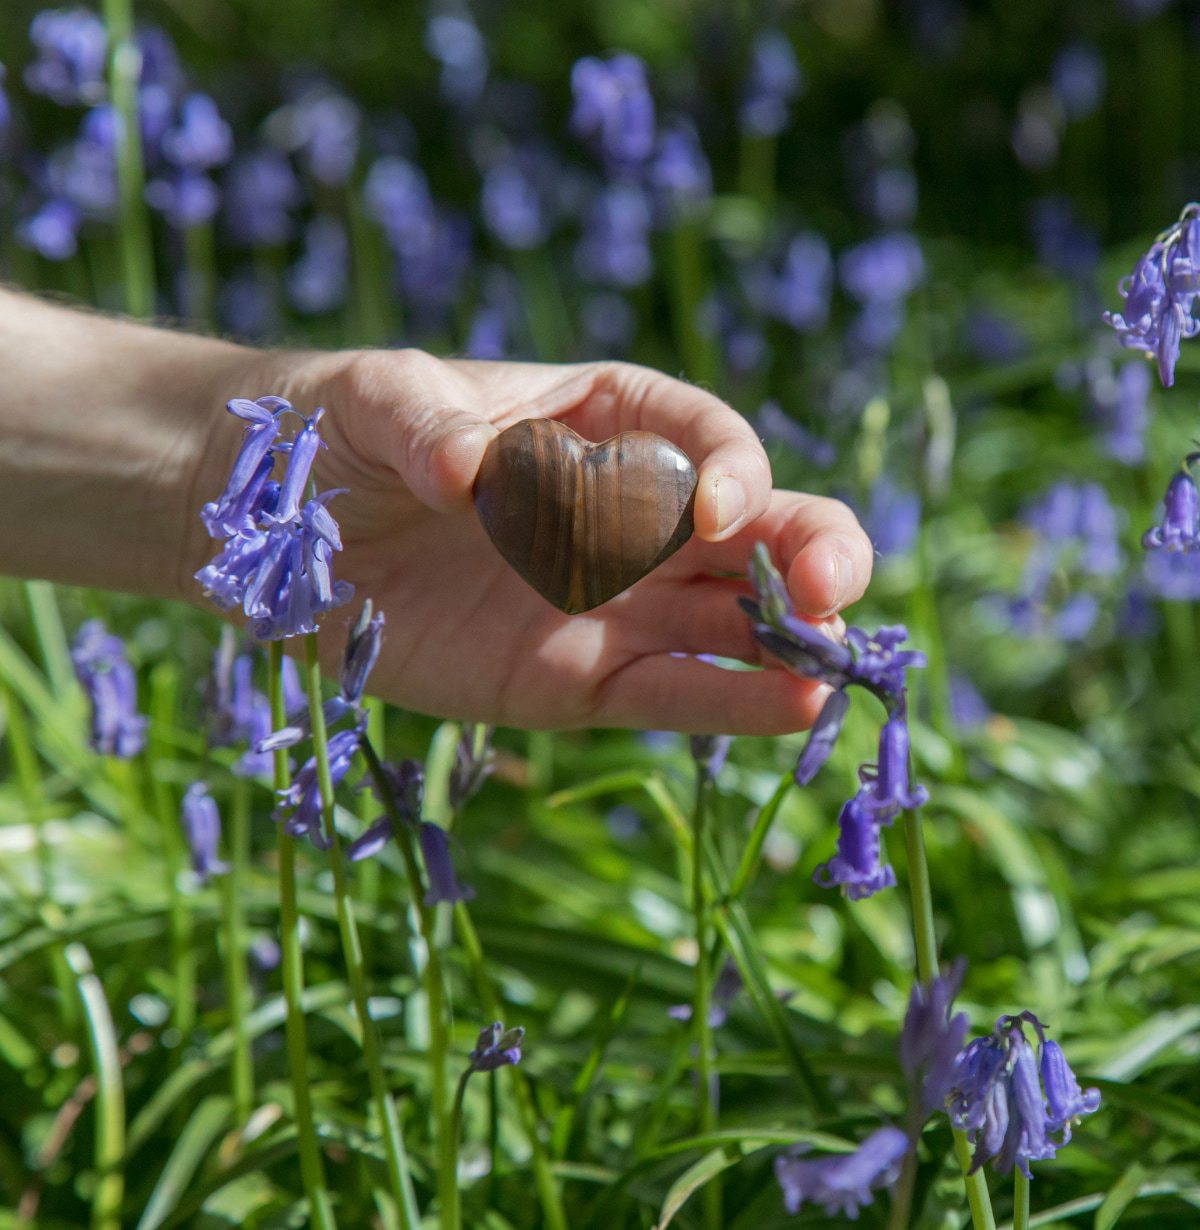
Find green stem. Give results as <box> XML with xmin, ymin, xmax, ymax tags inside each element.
<box><xmin>68</xmin><ymin>945</ymin><xmax>124</xmax><ymax>1230</ymax></box>
<box><xmin>345</xmin><ymin>185</ymin><xmax>391</xmax><ymax>345</ymax></box>
<box><xmin>302</xmin><ymin>634</ymin><xmax>420</xmax><ymax>1230</ymax></box>
<box><xmin>1013</xmin><ymin>1170</ymin><xmax>1030</xmax><ymax>1230</ymax></box>
<box><xmin>225</xmin><ymin>776</ymin><xmax>253</xmax><ymax>1126</ymax></box>
<box><xmin>268</xmin><ymin>642</ymin><xmax>337</xmax><ymax>1230</ymax></box>
<box><xmin>903</xmin><ymin>807</ymin><xmax>995</xmax><ymax>1230</ymax></box>
<box><xmin>1</xmin><ymin>679</ymin><xmax>49</xmax><ymax>900</ymax></box>
<box><xmin>886</xmin><ymin>1145</ymin><xmax>919</xmax><ymax>1230</ymax></box>
<box><xmin>728</xmin><ymin>771</ymin><xmax>792</xmax><ymax>900</ymax></box>
<box><xmin>101</xmin><ymin>0</ymin><xmax>155</xmax><ymax>317</ymax></box>
<box><xmin>448</xmin><ymin>1068</ymin><xmax>471</xmax><ymax>1183</ymax></box>
<box><xmin>453</xmin><ymin>903</ymin><xmax>569</xmax><ymax>1230</ymax></box>
<box><xmin>149</xmin><ymin>663</ymin><xmax>194</xmax><ymax>1046</ymax></box>
<box><xmin>690</xmin><ymin>774</ymin><xmax>720</xmax><ymax>1230</ymax></box>
<box><xmin>668</xmin><ymin>218</ymin><xmax>716</xmax><ymax>386</ymax></box>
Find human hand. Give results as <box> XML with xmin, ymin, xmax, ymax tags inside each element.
<box><xmin>198</xmin><ymin>349</ymin><xmax>874</xmax><ymax>733</ymax></box>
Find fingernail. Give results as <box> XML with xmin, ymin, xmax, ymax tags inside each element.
<box><xmin>713</xmin><ymin>477</ymin><xmax>746</xmax><ymax>535</ymax></box>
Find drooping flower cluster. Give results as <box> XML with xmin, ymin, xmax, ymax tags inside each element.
<box><xmin>948</xmin><ymin>1011</ymin><xmax>1100</xmax><ymax>1178</ymax></box>
<box><xmin>740</xmin><ymin>543</ymin><xmax>928</xmax><ymax>900</ymax></box>
<box><xmin>194</xmin><ymin>396</ymin><xmax>353</xmax><ymax>641</ymax></box>
<box><xmin>1142</xmin><ymin>460</ymin><xmax>1200</xmax><ymax>554</ymax></box>
<box><xmin>1103</xmin><ymin>202</ymin><xmax>1200</xmax><ymax>387</ymax></box>
<box><xmin>774</xmin><ymin>1127</ymin><xmax>908</xmax><ymax>1219</ymax></box>
<box><xmin>898</xmin><ymin>960</ymin><xmax>970</xmax><ymax>1122</ymax></box>
<box><xmin>70</xmin><ymin>619</ymin><xmax>148</xmax><ymax>759</ymax></box>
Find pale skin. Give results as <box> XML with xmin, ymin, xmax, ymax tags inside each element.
<box><xmin>0</xmin><ymin>288</ymin><xmax>873</xmax><ymax>733</ymax></box>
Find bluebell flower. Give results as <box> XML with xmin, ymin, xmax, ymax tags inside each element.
<box><xmin>162</xmin><ymin>93</ymin><xmax>234</xmax><ymax>170</ymax></box>
<box><xmin>145</xmin><ymin>170</ymin><xmax>221</xmax><ymax>229</ymax></box>
<box><xmin>465</xmin><ymin>306</ymin><xmax>507</xmax><ymax>359</ymax></box>
<box><xmin>1085</xmin><ymin>358</ymin><xmax>1151</xmax><ymax>465</ymax></box>
<box><xmin>266</xmin><ymin>87</ymin><xmax>359</xmax><ymax>188</ymax></box>
<box><xmin>25</xmin><ymin>7</ymin><xmax>107</xmax><ymax>106</ymax></box>
<box><xmin>15</xmin><ymin>198</ymin><xmax>81</xmax><ymax>260</ymax></box>
<box><xmin>482</xmin><ymin>160</ymin><xmax>544</xmax><ymax>250</ymax></box>
<box><xmin>859</xmin><ymin>713</ymin><xmax>929</xmax><ymax>818</ymax></box>
<box><xmin>570</xmin><ymin>54</ymin><xmax>655</xmax><ymax>169</ymax></box>
<box><xmin>286</xmin><ymin>216</ymin><xmax>349</xmax><ymax>315</ymax></box>
<box><xmin>70</xmin><ymin>619</ymin><xmax>148</xmax><ymax>759</ymax></box>
<box><xmin>449</xmin><ymin>725</ymin><xmax>496</xmax><ymax>812</ymax></box>
<box><xmin>275</xmin><ymin>723</ymin><xmax>363</xmax><ymax>849</ymax></box>
<box><xmin>794</xmin><ymin>690</ymin><xmax>850</xmax><ymax>786</ymax></box>
<box><xmin>347</xmin><ymin>758</ymin><xmax>422</xmax><ymax>861</ymax></box>
<box><xmin>224</xmin><ymin>150</ymin><xmax>301</xmax><ymax>248</ymax></box>
<box><xmin>468</xmin><ymin>1022</ymin><xmax>524</xmax><ymax>1072</ymax></box>
<box><xmin>753</xmin><ymin>401</ymin><xmax>836</xmax><ymax>469</ymax></box>
<box><xmin>1104</xmin><ymin>204</ymin><xmax>1200</xmax><ymax>386</ymax></box>
<box><xmin>739</xmin><ymin>30</ymin><xmax>803</xmax><ymax>138</ymax></box>
<box><xmin>899</xmin><ymin>959</ymin><xmax>969</xmax><ymax>1114</ymax></box>
<box><xmin>1050</xmin><ymin>44</ymin><xmax>1106</xmax><ymax>122</ymax></box>
<box><xmin>200</xmin><ymin>396</ymin><xmax>288</xmax><ymax>537</ymax></box>
<box><xmin>179</xmin><ymin>782</ymin><xmax>230</xmax><ymax>882</ymax></box>
<box><xmin>419</xmin><ymin>821</ymin><xmax>475</xmax><ymax>906</ymax></box>
<box><xmin>339</xmin><ymin>602</ymin><xmax>385</xmax><ymax>708</ymax></box>
<box><xmin>774</xmin><ymin>1126</ymin><xmax>907</xmax><ymax>1219</ymax></box>
<box><xmin>814</xmin><ymin>789</ymin><xmax>898</xmax><ymax>900</ymax></box>
<box><xmin>364</xmin><ymin>156</ymin><xmax>436</xmax><ymax>256</ymax></box>
<box><xmin>47</xmin><ymin>107</ymin><xmax>118</xmax><ymax>219</ymax></box>
<box><xmin>648</xmin><ymin>122</ymin><xmax>711</xmax><ymax>220</ymax></box>
<box><xmin>839</xmin><ymin>232</ymin><xmax>925</xmax><ymax>305</ymax></box>
<box><xmin>576</xmin><ymin>184</ymin><xmax>653</xmax><ymax>288</ymax></box>
<box><xmin>845</xmin><ymin>626</ymin><xmax>927</xmax><ymax>695</ymax></box>
<box><xmin>949</xmin><ymin>672</ymin><xmax>991</xmax><ymax>731</ymax></box>
<box><xmin>668</xmin><ymin>957</ymin><xmax>743</xmax><ymax>1027</ymax></box>
<box><xmin>396</xmin><ymin>211</ymin><xmax>473</xmax><ymax>326</ymax></box>
<box><xmin>1143</xmin><ymin>469</ymin><xmax>1200</xmax><ymax>552</ymax></box>
<box><xmin>1143</xmin><ymin>547</ymin><xmax>1200</xmax><ymax>600</ymax></box>
<box><xmin>1041</xmin><ymin>1040</ymin><xmax>1101</xmax><ymax>1141</ymax></box>
<box><xmin>772</xmin><ymin>232</ymin><xmax>833</xmax><ymax>334</ymax></box>
<box><xmin>689</xmin><ymin>734</ymin><xmax>732</xmax><ymax>782</ymax></box>
<box><xmin>862</xmin><ymin>477</ymin><xmax>921</xmax><ymax>557</ymax></box>
<box><xmin>425</xmin><ymin>14</ymin><xmax>488</xmax><ymax>109</ymax></box>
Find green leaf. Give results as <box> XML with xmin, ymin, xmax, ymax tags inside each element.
<box><xmin>655</xmin><ymin>1146</ymin><xmax>738</xmax><ymax>1230</ymax></box>
<box><xmin>135</xmin><ymin>1095</ymin><xmax>232</xmax><ymax>1230</ymax></box>
<box><xmin>1095</xmin><ymin>1162</ymin><xmax>1149</xmax><ymax>1230</ymax></box>
<box><xmin>1091</xmin><ymin>1079</ymin><xmax>1200</xmax><ymax>1143</ymax></box>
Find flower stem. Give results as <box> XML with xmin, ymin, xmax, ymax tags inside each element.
<box><xmin>268</xmin><ymin>641</ymin><xmax>337</xmax><ymax>1230</ymax></box>
<box><xmin>302</xmin><ymin>634</ymin><xmax>420</xmax><ymax>1230</ymax></box>
<box><xmin>101</xmin><ymin>0</ymin><xmax>155</xmax><ymax>317</ymax></box>
<box><xmin>1013</xmin><ymin>1170</ymin><xmax>1030</xmax><ymax>1230</ymax></box>
<box><xmin>902</xmin><ymin>807</ymin><xmax>996</xmax><ymax>1230</ymax></box>
<box><xmin>886</xmin><ymin>1145</ymin><xmax>919</xmax><ymax>1230</ymax></box>
<box><xmin>224</xmin><ymin>775</ymin><xmax>253</xmax><ymax>1126</ymax></box>
<box><xmin>690</xmin><ymin>773</ymin><xmax>720</xmax><ymax>1230</ymax></box>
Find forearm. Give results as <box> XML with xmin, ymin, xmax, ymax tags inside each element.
<box><xmin>0</xmin><ymin>289</ymin><xmax>268</xmax><ymax>601</ymax></box>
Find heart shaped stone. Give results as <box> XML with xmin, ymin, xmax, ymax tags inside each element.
<box><xmin>473</xmin><ymin>419</ymin><xmax>697</xmax><ymax>614</ymax></box>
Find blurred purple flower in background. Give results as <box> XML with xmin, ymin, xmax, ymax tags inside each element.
<box><xmin>581</xmin><ymin>291</ymin><xmax>636</xmax><ymax>355</ymax></box>
<box><xmin>70</xmin><ymin>619</ymin><xmax>148</xmax><ymax>759</ymax></box>
<box><xmin>266</xmin><ymin>86</ymin><xmax>360</xmax><ymax>187</ymax></box>
<box><xmin>1050</xmin><ymin>44</ymin><xmax>1106</xmax><ymax>122</ymax></box>
<box><xmin>773</xmin><ymin>232</ymin><xmax>833</xmax><ymax>333</ymax></box>
<box><xmin>162</xmin><ymin>94</ymin><xmax>234</xmax><ymax>171</ymax></box>
<box><xmin>739</xmin><ymin>30</ymin><xmax>803</xmax><ymax>138</ymax></box>
<box><xmin>846</xmin><ymin>101</ymin><xmax>918</xmax><ymax>226</ymax></box>
<box><xmin>1032</xmin><ymin>196</ymin><xmax>1100</xmax><ymax>281</ymax></box>
<box><xmin>775</xmin><ymin>1126</ymin><xmax>907</xmax><ymax>1218</ymax></box>
<box><xmin>145</xmin><ymin>170</ymin><xmax>221</xmax><ymax>229</ymax></box>
<box><xmin>219</xmin><ymin>267</ymin><xmax>279</xmax><ymax>339</ymax></box>
<box><xmin>861</xmin><ymin>477</ymin><xmax>921</xmax><ymax>557</ymax></box>
<box><xmin>899</xmin><ymin>960</ymin><xmax>969</xmax><ymax>1114</ymax></box>
<box><xmin>25</xmin><ymin>7</ymin><xmax>107</xmax><ymax>106</ymax></box>
<box><xmin>224</xmin><ymin>150</ymin><xmax>301</xmax><ymax>248</ymax></box>
<box><xmin>648</xmin><ymin>122</ymin><xmax>711</xmax><ymax>220</ymax></box>
<box><xmin>948</xmin><ymin>672</ymin><xmax>991</xmax><ymax>731</ymax></box>
<box><xmin>482</xmin><ymin>160</ymin><xmax>545</xmax><ymax>250</ymax></box>
<box><xmin>16</xmin><ymin>198</ymin><xmax>81</xmax><ymax>259</ymax></box>
<box><xmin>576</xmin><ymin>184</ymin><xmax>653</xmax><ymax>287</ymax></box>
<box><xmin>1143</xmin><ymin>468</ymin><xmax>1200</xmax><ymax>552</ymax></box>
<box><xmin>287</xmin><ymin>215</ymin><xmax>349</xmax><ymax>315</ymax></box>
<box><xmin>365</xmin><ymin>156</ymin><xmax>436</xmax><ymax>253</ymax></box>
<box><xmin>465</xmin><ymin>305</ymin><xmax>506</xmax><ymax>358</ymax></box>
<box><xmin>570</xmin><ymin>54</ymin><xmax>655</xmax><ymax>169</ymax></box>
<box><xmin>669</xmin><ymin>957</ymin><xmax>742</xmax><ymax>1026</ymax></box>
<box><xmin>754</xmin><ymin>401</ymin><xmax>836</xmax><ymax>469</ymax></box>
<box><xmin>419</xmin><ymin>821</ymin><xmax>475</xmax><ymax>905</ymax></box>
<box><xmin>46</xmin><ymin>106</ymin><xmax>118</xmax><ymax>219</ymax></box>
<box><xmin>965</xmin><ymin>308</ymin><xmax>1028</xmax><ymax>365</ymax></box>
<box><xmin>425</xmin><ymin>13</ymin><xmax>488</xmax><ymax>109</ymax></box>
<box><xmin>179</xmin><ymin>782</ymin><xmax>230</xmax><ymax>882</ymax></box>
<box><xmin>348</xmin><ymin>757</ymin><xmax>423</xmax><ymax>861</ymax></box>
<box><xmin>840</xmin><ymin>232</ymin><xmax>924</xmax><ymax>354</ymax></box>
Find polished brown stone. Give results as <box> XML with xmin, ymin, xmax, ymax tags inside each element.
<box><xmin>473</xmin><ymin>418</ymin><xmax>697</xmax><ymax>614</ymax></box>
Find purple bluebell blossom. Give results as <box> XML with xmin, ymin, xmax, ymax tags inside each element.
<box><xmin>286</xmin><ymin>216</ymin><xmax>349</xmax><ymax>315</ymax></box>
<box><xmin>1041</xmin><ymin>1040</ymin><xmax>1101</xmax><ymax>1141</ymax></box>
<box><xmin>275</xmin><ymin>724</ymin><xmax>363</xmax><ymax>849</ymax></box>
<box><xmin>70</xmin><ymin>620</ymin><xmax>148</xmax><ymax>759</ymax></box>
<box><xmin>162</xmin><ymin>94</ymin><xmax>234</xmax><ymax>170</ymax></box>
<box><xmin>1143</xmin><ymin>545</ymin><xmax>1200</xmax><ymax>600</ymax></box>
<box><xmin>1050</xmin><ymin>44</ymin><xmax>1106</xmax><ymax>122</ymax></box>
<box><xmin>773</xmin><ymin>232</ymin><xmax>833</xmax><ymax>333</ymax></box>
<box><xmin>425</xmin><ymin>14</ymin><xmax>488</xmax><ymax>109</ymax></box>
<box><xmin>570</xmin><ymin>54</ymin><xmax>655</xmax><ymax>169</ymax></box>
<box><xmin>340</xmin><ymin>602</ymin><xmax>385</xmax><ymax>707</ymax></box>
<box><xmin>25</xmin><ymin>7</ymin><xmax>107</xmax><ymax>106</ymax></box>
<box><xmin>859</xmin><ymin>714</ymin><xmax>929</xmax><ymax>818</ymax></box>
<box><xmin>1051</xmin><ymin>593</ymin><xmax>1099</xmax><ymax>642</ymax></box>
<box><xmin>266</xmin><ymin>88</ymin><xmax>359</xmax><ymax>188</ymax></box>
<box><xmin>47</xmin><ymin>106</ymin><xmax>118</xmax><ymax>218</ymax></box>
<box><xmin>179</xmin><ymin>782</ymin><xmax>230</xmax><ymax>882</ymax></box>
<box><xmin>224</xmin><ymin>150</ymin><xmax>301</xmax><ymax>248</ymax></box>
<box><xmin>397</xmin><ymin>211</ymin><xmax>473</xmax><ymax>325</ymax></box>
<box><xmin>465</xmin><ymin>306</ymin><xmax>506</xmax><ymax>358</ymax></box>
<box><xmin>899</xmin><ymin>960</ymin><xmax>969</xmax><ymax>1114</ymax></box>
<box><xmin>862</xmin><ymin>478</ymin><xmax>921</xmax><ymax>557</ymax></box>
<box><xmin>794</xmin><ymin>690</ymin><xmax>850</xmax><ymax>786</ymax></box>
<box><xmin>754</xmin><ymin>401</ymin><xmax>836</xmax><ymax>469</ymax></box>
<box><xmin>200</xmin><ymin>396</ymin><xmax>288</xmax><ymax>537</ymax></box>
<box><xmin>419</xmin><ymin>822</ymin><xmax>475</xmax><ymax>905</ymax></box>
<box><xmin>1143</xmin><ymin>469</ymin><xmax>1200</xmax><ymax>552</ymax></box>
<box><xmin>774</xmin><ymin>1126</ymin><xmax>907</xmax><ymax>1219</ymax></box>
<box><xmin>481</xmin><ymin>161</ymin><xmax>544</xmax><ymax>250</ymax></box>
<box><xmin>1086</xmin><ymin>358</ymin><xmax>1151</xmax><ymax>465</ymax></box>
<box><xmin>1103</xmin><ymin>205</ymin><xmax>1200</xmax><ymax>386</ymax></box>
<box><xmin>689</xmin><ymin>734</ymin><xmax>732</xmax><ymax>782</ymax></box>
<box><xmin>145</xmin><ymin>170</ymin><xmax>221</xmax><ymax>229</ymax></box>
<box><xmin>576</xmin><ymin>184</ymin><xmax>653</xmax><ymax>288</ymax></box>
<box><xmin>845</xmin><ymin>626</ymin><xmax>927</xmax><ymax>695</ymax></box>
<box><xmin>839</xmin><ymin>232</ymin><xmax>924</xmax><ymax>305</ymax></box>
<box><xmin>364</xmin><ymin>157</ymin><xmax>436</xmax><ymax>256</ymax></box>
<box><xmin>740</xmin><ymin>30</ymin><xmax>803</xmax><ymax>138</ymax></box>
<box><xmin>449</xmin><ymin>725</ymin><xmax>496</xmax><ymax>812</ymax></box>
<box><xmin>468</xmin><ymin>1022</ymin><xmax>523</xmax><ymax>1072</ymax></box>
<box><xmin>814</xmin><ymin>789</ymin><xmax>898</xmax><ymax>900</ymax></box>
<box><xmin>347</xmin><ymin>758</ymin><xmax>423</xmax><ymax>861</ymax></box>
<box><xmin>648</xmin><ymin>122</ymin><xmax>711</xmax><ymax>220</ymax></box>
<box><xmin>15</xmin><ymin>199</ymin><xmax>81</xmax><ymax>260</ymax></box>
<box><xmin>949</xmin><ymin>673</ymin><xmax>991</xmax><ymax>731</ymax></box>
